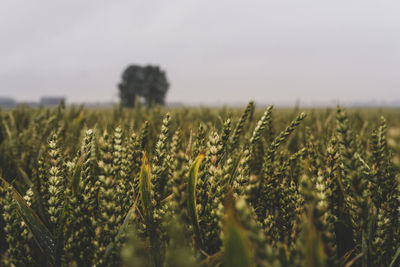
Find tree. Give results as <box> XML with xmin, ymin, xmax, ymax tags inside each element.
<box><xmin>118</xmin><ymin>65</ymin><xmax>169</xmax><ymax>107</ymax></box>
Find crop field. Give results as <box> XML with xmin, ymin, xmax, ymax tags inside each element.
<box><xmin>0</xmin><ymin>102</ymin><xmax>399</xmax><ymax>267</ymax></box>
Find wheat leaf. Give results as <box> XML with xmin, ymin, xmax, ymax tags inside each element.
<box><xmin>187</xmin><ymin>153</ymin><xmax>205</xmax><ymax>249</ymax></box>
<box><xmin>139</xmin><ymin>153</ymin><xmax>152</xmax><ymax>224</ymax></box>
<box><xmin>1</xmin><ymin>179</ymin><xmax>56</xmax><ymax>266</ymax></box>
<box><xmin>223</xmin><ymin>195</ymin><xmax>253</xmax><ymax>267</ymax></box>
<box><xmin>389</xmin><ymin>246</ymin><xmax>400</xmax><ymax>267</ymax></box>
<box><xmin>71</xmin><ymin>152</ymin><xmax>85</xmax><ymax>195</ymax></box>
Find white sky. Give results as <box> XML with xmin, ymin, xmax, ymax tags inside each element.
<box><xmin>0</xmin><ymin>0</ymin><xmax>399</xmax><ymax>104</ymax></box>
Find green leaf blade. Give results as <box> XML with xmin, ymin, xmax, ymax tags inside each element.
<box><xmin>2</xmin><ymin>180</ymin><xmax>56</xmax><ymax>266</ymax></box>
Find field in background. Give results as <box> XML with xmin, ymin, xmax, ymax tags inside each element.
<box><xmin>0</xmin><ymin>103</ymin><xmax>399</xmax><ymax>267</ymax></box>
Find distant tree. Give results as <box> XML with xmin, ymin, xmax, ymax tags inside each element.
<box><xmin>118</xmin><ymin>65</ymin><xmax>169</xmax><ymax>107</ymax></box>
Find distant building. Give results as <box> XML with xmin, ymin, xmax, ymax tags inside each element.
<box><xmin>0</xmin><ymin>97</ymin><xmax>16</xmax><ymax>108</ymax></box>
<box><xmin>40</xmin><ymin>97</ymin><xmax>65</xmax><ymax>107</ymax></box>
<box><xmin>19</xmin><ymin>101</ymin><xmax>39</xmax><ymax>108</ymax></box>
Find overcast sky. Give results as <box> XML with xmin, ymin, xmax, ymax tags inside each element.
<box><xmin>0</xmin><ymin>0</ymin><xmax>399</xmax><ymax>105</ymax></box>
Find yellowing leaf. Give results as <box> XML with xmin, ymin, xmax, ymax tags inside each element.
<box><xmin>187</xmin><ymin>153</ymin><xmax>205</xmax><ymax>249</ymax></box>
<box><xmin>139</xmin><ymin>153</ymin><xmax>152</xmax><ymax>224</ymax></box>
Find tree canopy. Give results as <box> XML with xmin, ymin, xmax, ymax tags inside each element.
<box><xmin>118</xmin><ymin>65</ymin><xmax>169</xmax><ymax>107</ymax></box>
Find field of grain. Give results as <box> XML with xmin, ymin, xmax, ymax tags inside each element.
<box><xmin>0</xmin><ymin>102</ymin><xmax>399</xmax><ymax>267</ymax></box>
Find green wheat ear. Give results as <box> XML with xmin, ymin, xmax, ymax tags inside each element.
<box><xmin>231</xmin><ymin>100</ymin><xmax>254</xmax><ymax>149</ymax></box>
<box><xmin>187</xmin><ymin>153</ymin><xmax>205</xmax><ymax>249</ymax></box>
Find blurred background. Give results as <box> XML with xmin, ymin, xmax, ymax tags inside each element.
<box><xmin>0</xmin><ymin>0</ymin><xmax>399</xmax><ymax>107</ymax></box>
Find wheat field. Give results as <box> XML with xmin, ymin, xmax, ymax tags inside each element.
<box><xmin>0</xmin><ymin>102</ymin><xmax>399</xmax><ymax>267</ymax></box>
